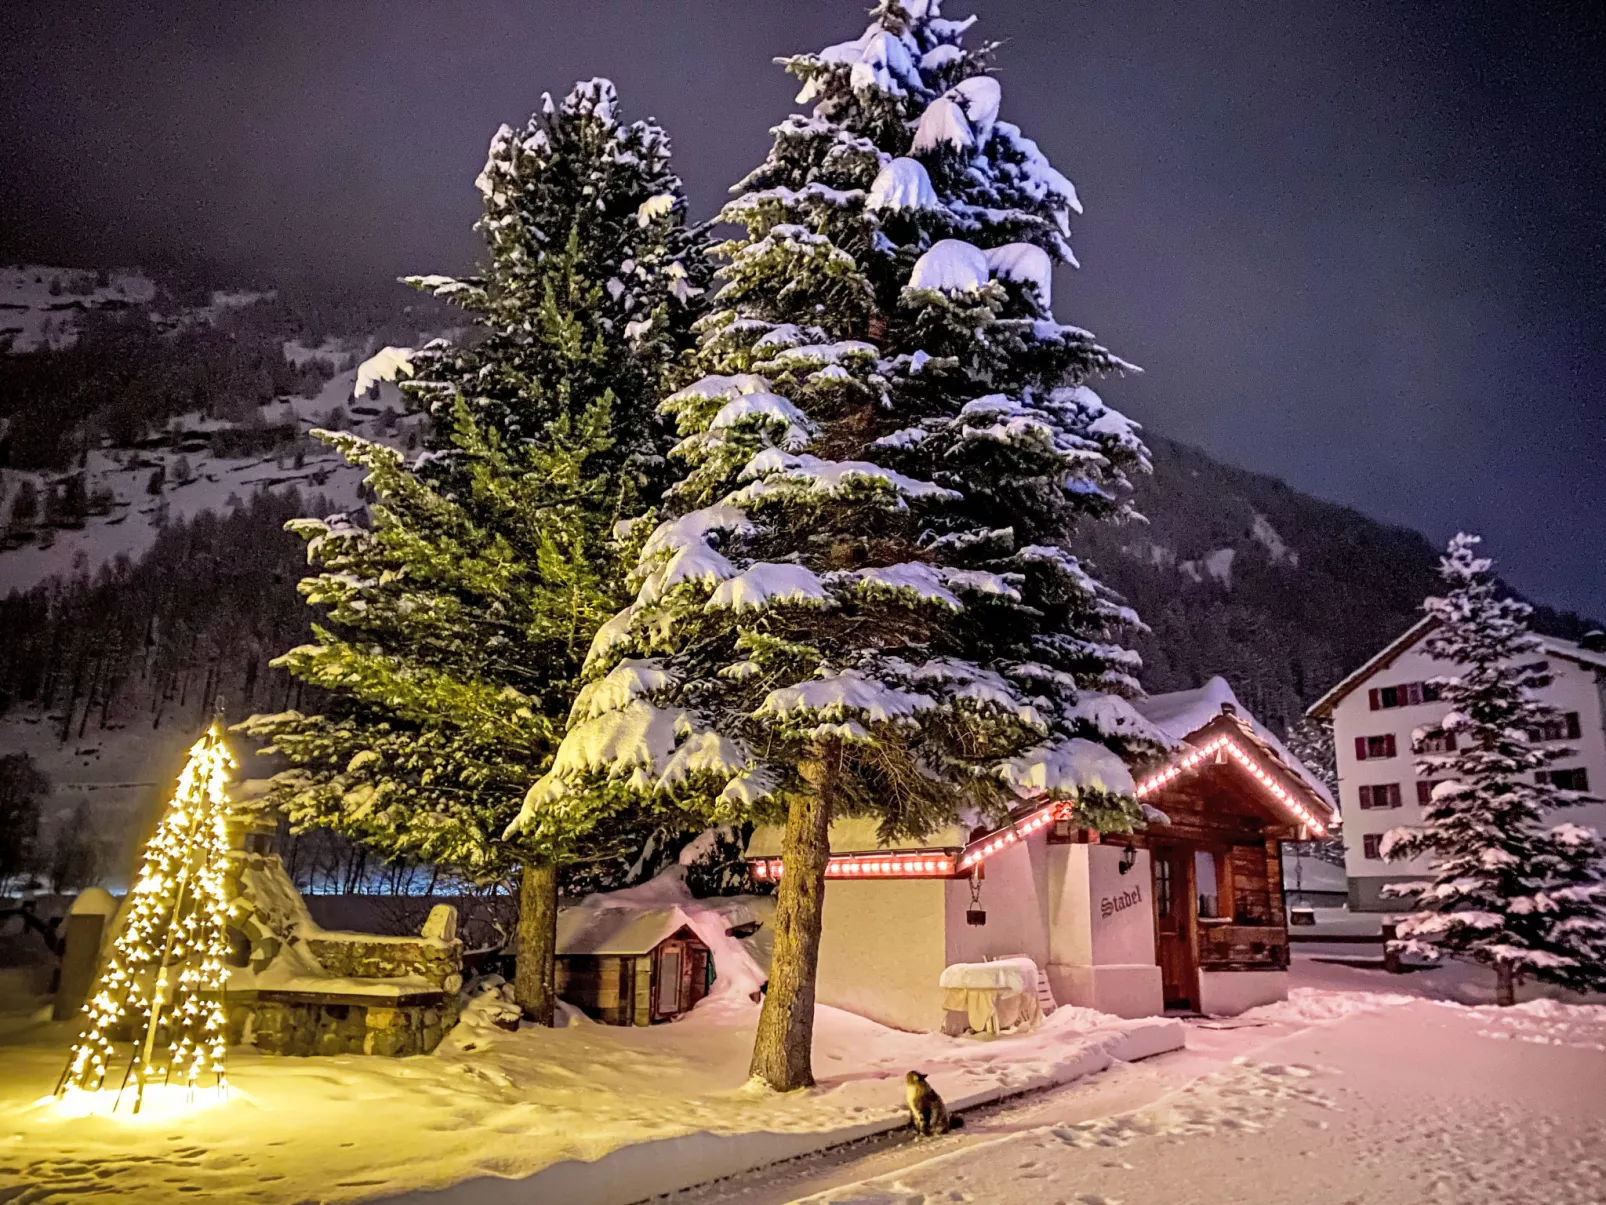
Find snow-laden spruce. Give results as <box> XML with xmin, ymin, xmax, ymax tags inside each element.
<box><xmin>240</xmin><ymin>80</ymin><xmax>708</xmax><ymax>1027</ymax></box>
<box><xmin>510</xmin><ymin>0</ymin><xmax>1160</xmax><ymax>1088</ymax></box>
<box><xmin>1381</xmin><ymin>534</ymin><xmax>1606</xmax><ymax>1003</ymax></box>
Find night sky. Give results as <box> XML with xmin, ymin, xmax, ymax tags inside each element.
<box><xmin>3</xmin><ymin>0</ymin><xmax>1602</xmax><ymax>617</ymax></box>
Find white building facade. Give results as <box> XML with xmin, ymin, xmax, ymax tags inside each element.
<box><xmin>1309</xmin><ymin>621</ymin><xmax>1606</xmax><ymax>911</ymax></box>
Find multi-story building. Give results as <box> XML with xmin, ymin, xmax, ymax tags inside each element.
<box><xmin>1307</xmin><ymin>620</ymin><xmax>1606</xmax><ymax>911</ymax></box>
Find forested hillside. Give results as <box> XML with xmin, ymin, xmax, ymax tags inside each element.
<box><xmin>1082</xmin><ymin>436</ymin><xmax>1597</xmax><ymax>736</ymax></box>
<box><xmin>0</xmin><ymin>489</ymin><xmax>327</xmax><ymax>740</ymax></box>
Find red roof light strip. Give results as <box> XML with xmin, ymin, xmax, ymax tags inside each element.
<box><xmin>1133</xmin><ymin>735</ymin><xmax>1327</xmax><ymax>836</ymax></box>
<box><xmin>751</xmin><ymin>852</ymin><xmax>955</xmax><ymax>881</ymax></box>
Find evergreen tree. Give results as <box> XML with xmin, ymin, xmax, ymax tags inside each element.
<box><xmin>515</xmin><ymin>2</ymin><xmax>1161</xmax><ymax>1088</ymax></box>
<box><xmin>1382</xmin><ymin>534</ymin><xmax>1606</xmax><ymax>1004</ymax></box>
<box><xmin>1283</xmin><ymin>716</ymin><xmax>1343</xmax><ymax>867</ymax></box>
<box><xmin>240</xmin><ymin>80</ymin><xmax>705</xmax><ymax>1025</ymax></box>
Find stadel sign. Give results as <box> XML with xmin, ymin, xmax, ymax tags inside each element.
<box><xmin>1099</xmin><ymin>882</ymin><xmax>1143</xmax><ymax>920</ymax></box>
<box><xmin>1087</xmin><ymin>845</ymin><xmax>1157</xmax><ymax>965</ymax></box>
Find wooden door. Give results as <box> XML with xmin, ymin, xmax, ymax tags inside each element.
<box><xmin>655</xmin><ymin>942</ymin><xmax>685</xmax><ymax>1018</ymax></box>
<box><xmin>1151</xmin><ymin>844</ymin><xmax>1198</xmax><ymax>1010</ymax></box>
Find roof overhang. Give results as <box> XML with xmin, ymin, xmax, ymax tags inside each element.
<box><xmin>1133</xmin><ymin>713</ymin><xmax>1332</xmax><ymax>836</ymax></box>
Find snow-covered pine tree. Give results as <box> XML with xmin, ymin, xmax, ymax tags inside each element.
<box><xmin>409</xmin><ymin>77</ymin><xmax>704</xmax><ymax>500</ymax></box>
<box><xmin>240</xmin><ymin>80</ymin><xmax>705</xmax><ymax>1025</ymax></box>
<box><xmin>1382</xmin><ymin>534</ymin><xmax>1606</xmax><ymax>1004</ymax></box>
<box><xmin>512</xmin><ymin>1</ymin><xmax>1163</xmax><ymax>1088</ymax></box>
<box><xmin>1284</xmin><ymin>716</ymin><xmax>1343</xmax><ymax>867</ymax></box>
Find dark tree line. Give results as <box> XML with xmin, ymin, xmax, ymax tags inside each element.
<box><xmin>0</xmin><ymin>489</ymin><xmax>328</xmax><ymax>738</ymax></box>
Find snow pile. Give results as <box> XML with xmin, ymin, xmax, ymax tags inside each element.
<box><xmin>1238</xmin><ymin>986</ymin><xmax>1416</xmax><ymax>1026</ymax></box>
<box><xmin>939</xmin><ymin>957</ymin><xmax>1039</xmax><ymax>997</ymax></box>
<box><xmin>907</xmin><ymin>238</ymin><xmax>989</xmax><ymax>293</ymax></box>
<box><xmin>352</xmin><ymin>344</ymin><xmax>416</xmax><ymax>395</ymax></box>
<box><xmin>985</xmin><ymin>241</ymin><xmax>1053</xmax><ymax>304</ymax></box>
<box><xmin>865</xmin><ymin>157</ymin><xmax>940</xmax><ymax>211</ymax></box>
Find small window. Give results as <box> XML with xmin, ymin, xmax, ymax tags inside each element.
<box><xmin>1363</xmin><ymin>834</ymin><xmax>1383</xmax><ymax>860</ymax></box>
<box><xmin>1195</xmin><ymin>849</ymin><xmax>1221</xmax><ymax>918</ymax></box>
<box><xmin>1155</xmin><ymin>856</ymin><xmax>1174</xmax><ymax>919</ymax></box>
<box><xmin>1379</xmin><ymin>685</ymin><xmax>1400</xmax><ymax>709</ymax></box>
<box><xmin>1421</xmin><ymin>681</ymin><xmax>1442</xmax><ymax>702</ymax></box>
<box><xmin>1531</xmin><ymin>713</ymin><xmax>1582</xmax><ymax>743</ymax></box>
<box><xmin>1418</xmin><ymin>729</ymin><xmax>1456</xmax><ymax>754</ymax></box>
<box><xmin>1359</xmin><ymin>784</ymin><xmax>1402</xmax><ymax>810</ymax></box>
<box><xmin>1356</xmin><ymin>734</ymin><xmax>1397</xmax><ymax>761</ymax></box>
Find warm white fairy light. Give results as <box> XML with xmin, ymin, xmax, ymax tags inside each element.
<box><xmin>1133</xmin><ymin>735</ymin><xmax>1327</xmax><ymax>836</ymax></box>
<box><xmin>57</xmin><ymin>722</ymin><xmax>236</xmax><ymax>1114</ymax></box>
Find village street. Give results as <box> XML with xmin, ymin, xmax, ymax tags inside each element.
<box><xmin>669</xmin><ymin>959</ymin><xmax>1606</xmax><ymax>1205</ymax></box>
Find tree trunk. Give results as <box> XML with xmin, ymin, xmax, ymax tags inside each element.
<box><xmin>749</xmin><ymin>742</ymin><xmax>838</xmax><ymax>1091</ymax></box>
<box><xmin>1495</xmin><ymin>960</ymin><xmax>1516</xmax><ymax>1008</ymax></box>
<box><xmin>516</xmin><ymin>859</ymin><xmax>559</xmax><ymax>1026</ymax></box>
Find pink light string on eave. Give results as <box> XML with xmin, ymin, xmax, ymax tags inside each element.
<box><xmin>749</xmin><ymin>736</ymin><xmax>1326</xmax><ymax>882</ymax></box>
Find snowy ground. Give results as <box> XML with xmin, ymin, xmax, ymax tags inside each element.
<box><xmin>669</xmin><ymin>957</ymin><xmax>1606</xmax><ymax>1205</ymax></box>
<box><xmin>0</xmin><ymin>968</ymin><xmax>1177</xmax><ymax>1205</ymax></box>
<box><xmin>3</xmin><ymin>955</ymin><xmax>1600</xmax><ymax>1205</ymax></box>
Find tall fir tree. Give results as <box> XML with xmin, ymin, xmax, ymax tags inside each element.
<box><xmin>1382</xmin><ymin>534</ymin><xmax>1606</xmax><ymax>1004</ymax></box>
<box><xmin>513</xmin><ymin>2</ymin><xmax>1163</xmax><ymax>1087</ymax></box>
<box><xmin>240</xmin><ymin>80</ymin><xmax>706</xmax><ymax>1024</ymax></box>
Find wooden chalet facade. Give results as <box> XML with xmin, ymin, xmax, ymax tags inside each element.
<box><xmin>745</xmin><ymin>678</ymin><xmax>1335</xmax><ymax>1027</ymax></box>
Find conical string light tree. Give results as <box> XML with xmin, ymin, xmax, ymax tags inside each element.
<box><xmin>57</xmin><ymin>721</ymin><xmax>236</xmax><ymax>1114</ymax></box>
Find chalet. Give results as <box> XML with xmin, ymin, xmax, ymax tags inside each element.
<box><xmin>746</xmin><ymin>677</ymin><xmax>1334</xmax><ymax>1027</ymax></box>
<box><xmin>1307</xmin><ymin>621</ymin><xmax>1606</xmax><ymax>910</ymax></box>
<box><xmin>555</xmin><ymin>906</ymin><xmax>713</xmax><ymax>1025</ymax></box>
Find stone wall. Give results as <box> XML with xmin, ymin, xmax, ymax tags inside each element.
<box><xmin>229</xmin><ymin>995</ymin><xmax>454</xmax><ymax>1057</ymax></box>
<box><xmin>305</xmin><ymin>935</ymin><xmax>461</xmax><ymax>992</ymax></box>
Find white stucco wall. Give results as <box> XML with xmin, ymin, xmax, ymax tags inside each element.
<box><xmin>1046</xmin><ymin>843</ymin><xmax>1163</xmax><ymax>1018</ymax></box>
<box><xmin>1198</xmin><ymin>969</ymin><xmax>1287</xmax><ymax>1015</ymax></box>
<box><xmin>815</xmin><ymin>877</ymin><xmax>948</xmax><ymax>1032</ymax></box>
<box><xmin>942</xmin><ymin>835</ymin><xmax>1052</xmax><ymax>972</ymax></box>
<box><xmin>1333</xmin><ymin>636</ymin><xmax>1606</xmax><ymax>909</ymax></box>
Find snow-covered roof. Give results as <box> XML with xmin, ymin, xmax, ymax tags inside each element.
<box><xmin>555</xmin><ymin>905</ymin><xmax>703</xmax><ymax>957</ymax></box>
<box><xmin>1136</xmin><ymin>676</ymin><xmax>1335</xmax><ymax>811</ymax></box>
<box><xmin>1305</xmin><ymin>617</ymin><xmax>1606</xmax><ymax>720</ymax></box>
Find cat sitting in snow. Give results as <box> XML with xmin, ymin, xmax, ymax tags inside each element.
<box><xmin>905</xmin><ymin>1071</ymin><xmax>963</xmax><ymax>1137</ymax></box>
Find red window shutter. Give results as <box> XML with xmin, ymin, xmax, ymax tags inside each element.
<box><xmin>1368</xmin><ymin>688</ymin><xmax>1380</xmax><ymax>711</ymax></box>
<box><xmin>1358</xmin><ymin>786</ymin><xmax>1371</xmax><ymax>809</ymax></box>
<box><xmin>1416</xmin><ymin>781</ymin><xmax>1432</xmax><ymax>805</ymax></box>
<box><xmin>1355</xmin><ymin>737</ymin><xmax>1368</xmax><ymax>761</ymax></box>
<box><xmin>1406</xmin><ymin>682</ymin><xmax>1422</xmax><ymax>706</ymax></box>
<box><xmin>1389</xmin><ymin>784</ymin><xmax>1403</xmax><ymax>808</ymax></box>
<box><xmin>1384</xmin><ymin>734</ymin><xmax>1397</xmax><ymax>758</ymax></box>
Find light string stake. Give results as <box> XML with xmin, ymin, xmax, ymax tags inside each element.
<box><xmin>55</xmin><ymin>721</ymin><xmax>236</xmax><ymax>1115</ymax></box>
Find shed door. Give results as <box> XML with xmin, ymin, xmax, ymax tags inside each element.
<box><xmin>656</xmin><ymin>943</ymin><xmax>684</xmax><ymax>1017</ymax></box>
<box><xmin>1152</xmin><ymin>844</ymin><xmax>1198</xmax><ymax>1011</ymax></box>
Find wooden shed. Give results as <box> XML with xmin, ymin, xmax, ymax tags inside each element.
<box><xmin>554</xmin><ymin>906</ymin><xmax>712</xmax><ymax>1026</ymax></box>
